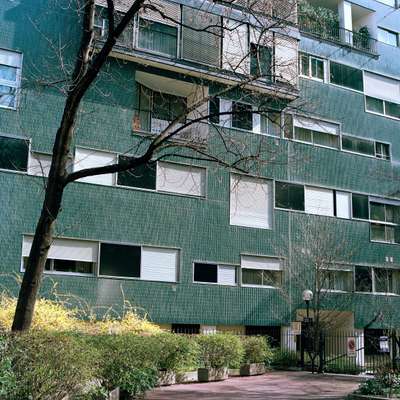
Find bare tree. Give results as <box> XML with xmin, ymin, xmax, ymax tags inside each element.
<box><xmin>12</xmin><ymin>0</ymin><xmax>300</xmax><ymax>330</ymax></box>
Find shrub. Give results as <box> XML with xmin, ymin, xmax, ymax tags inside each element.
<box><xmin>324</xmin><ymin>359</ymin><xmax>362</xmax><ymax>375</ymax></box>
<box><xmin>196</xmin><ymin>334</ymin><xmax>244</xmax><ymax>369</ymax></box>
<box><xmin>149</xmin><ymin>333</ymin><xmax>199</xmax><ymax>372</ymax></box>
<box><xmin>271</xmin><ymin>349</ymin><xmax>298</xmax><ymax>369</ymax></box>
<box><xmin>6</xmin><ymin>331</ymin><xmax>99</xmax><ymax>400</ymax></box>
<box><xmin>0</xmin><ymin>334</ymin><xmax>17</xmax><ymax>400</ymax></box>
<box><xmin>241</xmin><ymin>336</ymin><xmax>272</xmax><ymax>365</ymax></box>
<box><xmin>0</xmin><ymin>293</ymin><xmax>161</xmax><ymax>335</ymax></box>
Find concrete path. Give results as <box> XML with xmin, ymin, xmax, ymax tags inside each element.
<box><xmin>146</xmin><ymin>371</ymin><xmax>361</xmax><ymax>400</ymax></box>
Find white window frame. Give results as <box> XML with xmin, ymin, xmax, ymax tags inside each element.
<box><xmin>240</xmin><ymin>255</ymin><xmax>283</xmax><ymax>289</ymax></box>
<box><xmin>299</xmin><ymin>53</ymin><xmax>327</xmax><ymax>82</ymax></box>
<box><xmin>354</xmin><ymin>265</ymin><xmax>400</xmax><ymax>296</ymax></box>
<box><xmin>377</xmin><ymin>27</ymin><xmax>399</xmax><ymax>47</ymax></box>
<box><xmin>0</xmin><ymin>49</ymin><xmax>22</xmax><ymax>110</ymax></box>
<box><xmin>364</xmin><ymin>96</ymin><xmax>400</xmax><ymax>121</ymax></box>
<box><xmin>341</xmin><ymin>134</ymin><xmax>392</xmax><ymax>161</ymax></box>
<box><xmin>320</xmin><ymin>267</ymin><xmax>353</xmax><ymax>293</ymax></box>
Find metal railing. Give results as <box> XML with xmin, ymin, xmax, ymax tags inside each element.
<box><xmin>299</xmin><ymin>16</ymin><xmax>378</xmax><ymax>55</ymax></box>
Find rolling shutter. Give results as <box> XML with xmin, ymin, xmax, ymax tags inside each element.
<box><xmin>22</xmin><ymin>236</ymin><xmax>98</xmax><ymax>262</ymax></box>
<box><xmin>305</xmin><ymin>186</ymin><xmax>334</xmax><ymax>216</ymax></box>
<box><xmin>293</xmin><ymin>116</ymin><xmax>339</xmax><ymax>135</ymax></box>
<box><xmin>230</xmin><ymin>175</ymin><xmax>272</xmax><ymax>229</ymax></box>
<box><xmin>274</xmin><ymin>34</ymin><xmax>298</xmax><ymax>85</ymax></box>
<box><xmin>364</xmin><ymin>71</ymin><xmax>400</xmax><ymax>104</ymax></box>
<box><xmin>74</xmin><ymin>147</ymin><xmax>116</xmax><ymax>186</ymax></box>
<box><xmin>28</xmin><ymin>153</ymin><xmax>52</xmax><ymax>177</ymax></box>
<box><xmin>241</xmin><ymin>255</ymin><xmax>281</xmax><ymax>270</ymax></box>
<box><xmin>218</xmin><ymin>265</ymin><xmax>236</xmax><ymax>285</ymax></box>
<box><xmin>336</xmin><ymin>191</ymin><xmax>351</xmax><ymax>219</ymax></box>
<box><xmin>141</xmin><ymin>246</ymin><xmax>179</xmax><ymax>282</ymax></box>
<box><xmin>139</xmin><ymin>0</ymin><xmax>180</xmax><ymax>26</ymax></box>
<box><xmin>156</xmin><ymin>162</ymin><xmax>206</xmax><ymax>197</ymax></box>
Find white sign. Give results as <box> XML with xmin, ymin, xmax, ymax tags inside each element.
<box><xmin>291</xmin><ymin>321</ymin><xmax>302</xmax><ymax>335</ymax></box>
<box><xmin>380</xmin><ymin>336</ymin><xmax>390</xmax><ymax>353</ymax></box>
<box><xmin>347</xmin><ymin>337</ymin><xmax>356</xmax><ymax>357</ymax></box>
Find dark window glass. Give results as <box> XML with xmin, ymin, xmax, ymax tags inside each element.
<box><xmin>355</xmin><ymin>266</ymin><xmax>372</xmax><ymax>292</ymax></box>
<box><xmin>245</xmin><ymin>325</ymin><xmax>281</xmax><ymax>347</ymax></box>
<box><xmin>375</xmin><ymin>268</ymin><xmax>393</xmax><ymax>293</ymax></box>
<box><xmin>0</xmin><ymin>136</ymin><xmax>29</xmax><ymax>171</ymax></box>
<box><xmin>366</xmin><ymin>96</ymin><xmax>384</xmax><ymax>114</ymax></box>
<box><xmin>311</xmin><ymin>57</ymin><xmax>324</xmax><ymax>80</ymax></box>
<box><xmin>23</xmin><ymin>257</ymin><xmax>51</xmax><ymax>271</ymax></box>
<box><xmin>330</xmin><ymin>62</ymin><xmax>363</xmax><ymax>91</ymax></box>
<box><xmin>342</xmin><ymin>136</ymin><xmax>375</xmax><ymax>156</ymax></box>
<box><xmin>53</xmin><ymin>259</ymin><xmax>94</xmax><ymax>274</ymax></box>
<box><xmin>171</xmin><ymin>324</ymin><xmax>200</xmax><ymax>334</ymax></box>
<box><xmin>375</xmin><ymin>142</ymin><xmax>390</xmax><ymax>160</ymax></box>
<box><xmin>275</xmin><ymin>182</ymin><xmax>305</xmax><ymax>211</ymax></box>
<box><xmin>232</xmin><ymin>102</ymin><xmax>253</xmax><ymax>131</ymax></box>
<box><xmin>371</xmin><ymin>223</ymin><xmax>387</xmax><ymax>242</ymax></box>
<box><xmin>294</xmin><ymin>127</ymin><xmax>312</xmax><ymax>143</ymax></box>
<box><xmin>370</xmin><ymin>203</ymin><xmax>385</xmax><ymax>221</ymax></box>
<box><xmin>250</xmin><ymin>43</ymin><xmax>272</xmax><ymax>79</ymax></box>
<box><xmin>352</xmin><ymin>194</ymin><xmax>369</xmax><ymax>220</ymax></box>
<box><xmin>99</xmin><ymin>243</ymin><xmax>141</xmax><ymax>278</ymax></box>
<box><xmin>117</xmin><ymin>158</ymin><xmax>156</xmax><ymax>189</ymax></box>
<box><xmin>385</xmin><ymin>101</ymin><xmax>400</xmax><ymax>119</ymax></box>
<box><xmin>313</xmin><ymin>131</ymin><xmax>339</xmax><ymax>148</ymax></box>
<box><xmin>152</xmin><ymin>91</ymin><xmax>187</xmax><ymax>121</ymax></box>
<box><xmin>209</xmin><ymin>97</ymin><xmax>220</xmax><ymax>124</ymax></box>
<box><xmin>242</xmin><ymin>269</ymin><xmax>263</xmax><ymax>285</ymax></box>
<box><xmin>300</xmin><ymin>53</ymin><xmax>309</xmax><ymax>76</ymax></box>
<box><xmin>194</xmin><ymin>263</ymin><xmax>218</xmax><ymax>283</ymax></box>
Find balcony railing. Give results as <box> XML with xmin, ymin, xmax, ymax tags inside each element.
<box><xmin>299</xmin><ymin>16</ymin><xmax>378</xmax><ymax>55</ymax></box>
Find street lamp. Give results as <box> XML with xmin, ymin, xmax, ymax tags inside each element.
<box><xmin>302</xmin><ymin>289</ymin><xmax>313</xmax><ymax>319</ymax></box>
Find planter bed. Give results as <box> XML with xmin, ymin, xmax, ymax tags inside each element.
<box><xmin>240</xmin><ymin>363</ymin><xmax>266</xmax><ymax>376</ymax></box>
<box><xmin>198</xmin><ymin>367</ymin><xmax>229</xmax><ymax>382</ymax></box>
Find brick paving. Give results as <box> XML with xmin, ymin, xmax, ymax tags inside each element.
<box><xmin>146</xmin><ymin>371</ymin><xmax>361</xmax><ymax>400</ymax></box>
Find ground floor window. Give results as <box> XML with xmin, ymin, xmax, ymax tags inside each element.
<box><xmin>245</xmin><ymin>325</ymin><xmax>281</xmax><ymax>347</ymax></box>
<box><xmin>171</xmin><ymin>324</ymin><xmax>200</xmax><ymax>334</ymax></box>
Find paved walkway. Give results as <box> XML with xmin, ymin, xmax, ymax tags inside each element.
<box><xmin>146</xmin><ymin>371</ymin><xmax>361</xmax><ymax>400</ymax></box>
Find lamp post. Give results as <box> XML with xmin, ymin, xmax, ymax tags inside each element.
<box><xmin>302</xmin><ymin>289</ymin><xmax>313</xmax><ymax>319</ymax></box>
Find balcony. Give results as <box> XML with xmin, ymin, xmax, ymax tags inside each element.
<box><xmin>94</xmin><ymin>0</ymin><xmax>299</xmax><ymax>100</ymax></box>
<box><xmin>299</xmin><ymin>1</ymin><xmax>378</xmax><ymax>56</ymax></box>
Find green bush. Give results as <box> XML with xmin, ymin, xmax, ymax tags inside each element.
<box><xmin>271</xmin><ymin>349</ymin><xmax>298</xmax><ymax>369</ymax></box>
<box><xmin>324</xmin><ymin>360</ymin><xmax>362</xmax><ymax>375</ymax></box>
<box><xmin>241</xmin><ymin>336</ymin><xmax>272</xmax><ymax>365</ymax></box>
<box><xmin>6</xmin><ymin>331</ymin><xmax>99</xmax><ymax>400</ymax></box>
<box><xmin>196</xmin><ymin>334</ymin><xmax>244</xmax><ymax>369</ymax></box>
<box><xmin>149</xmin><ymin>333</ymin><xmax>199</xmax><ymax>372</ymax></box>
<box><xmin>0</xmin><ymin>334</ymin><xmax>17</xmax><ymax>400</ymax></box>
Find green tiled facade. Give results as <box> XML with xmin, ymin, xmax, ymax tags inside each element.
<box><xmin>1</xmin><ymin>0</ymin><xmax>400</xmax><ymax>331</ymax></box>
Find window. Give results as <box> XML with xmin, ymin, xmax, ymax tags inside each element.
<box><xmin>299</xmin><ymin>53</ymin><xmax>325</xmax><ymax>81</ymax></box>
<box><xmin>74</xmin><ymin>147</ymin><xmax>117</xmax><ymax>186</ymax></box>
<box><xmin>260</xmin><ymin>112</ymin><xmax>281</xmax><ymax>136</ymax></box>
<box><xmin>275</xmin><ymin>182</ymin><xmax>304</xmax><ymax>211</ymax></box>
<box><xmin>245</xmin><ymin>325</ymin><xmax>281</xmax><ymax>347</ymax></box>
<box><xmin>171</xmin><ymin>324</ymin><xmax>200</xmax><ymax>334</ymax></box>
<box><xmin>241</xmin><ymin>255</ymin><xmax>282</xmax><ymax>288</ymax></box>
<box><xmin>375</xmin><ymin>142</ymin><xmax>390</xmax><ymax>160</ymax></box>
<box><xmin>99</xmin><ymin>243</ymin><xmax>179</xmax><ymax>282</ymax></box>
<box><xmin>156</xmin><ymin>162</ymin><xmax>206</xmax><ymax>197</ymax></box>
<box><xmin>330</xmin><ymin>62</ymin><xmax>363</xmax><ymax>91</ymax></box>
<box><xmin>293</xmin><ymin>116</ymin><xmax>340</xmax><ymax>149</ymax></box>
<box><xmin>231</xmin><ymin>102</ymin><xmax>253</xmax><ymax>131</ymax></box>
<box><xmin>305</xmin><ymin>186</ymin><xmax>334</xmax><ymax>217</ymax></box>
<box><xmin>28</xmin><ymin>152</ymin><xmax>52</xmax><ymax>177</ymax></box>
<box><xmin>377</xmin><ymin>0</ymin><xmax>396</xmax><ymax>6</ymax></box>
<box><xmin>138</xmin><ymin>18</ymin><xmax>178</xmax><ymax>57</ymax></box>
<box><xmin>193</xmin><ymin>263</ymin><xmax>236</xmax><ymax>285</ymax></box>
<box><xmin>378</xmin><ymin>27</ymin><xmax>398</xmax><ymax>47</ymax></box>
<box><xmin>250</xmin><ymin>43</ymin><xmax>272</xmax><ymax>79</ymax></box>
<box><xmin>99</xmin><ymin>243</ymin><xmax>141</xmax><ymax>278</ymax></box>
<box><xmin>152</xmin><ymin>91</ymin><xmax>187</xmax><ymax>123</ymax></box>
<box><xmin>230</xmin><ymin>175</ymin><xmax>272</xmax><ymax>229</ymax></box>
<box><xmin>355</xmin><ymin>266</ymin><xmax>400</xmax><ymax>294</ymax></box>
<box><xmin>370</xmin><ymin>201</ymin><xmax>400</xmax><ymax>244</ymax></box>
<box><xmin>0</xmin><ymin>49</ymin><xmax>22</xmax><ymax>109</ymax></box>
<box><xmin>364</xmin><ymin>72</ymin><xmax>400</xmax><ymax>119</ymax></box>
<box><xmin>355</xmin><ymin>266</ymin><xmax>373</xmax><ymax>292</ymax></box>
<box><xmin>0</xmin><ymin>135</ymin><xmax>29</xmax><ymax>172</ymax></box>
<box><xmin>352</xmin><ymin>194</ymin><xmax>369</xmax><ymax>220</ymax></box>
<box><xmin>22</xmin><ymin>236</ymin><xmax>97</xmax><ymax>275</ymax></box>
<box><xmin>322</xmin><ymin>269</ymin><xmax>353</xmax><ymax>292</ymax></box>
<box><xmin>117</xmin><ymin>159</ymin><xmax>156</xmax><ymax>190</ymax></box>
<box><xmin>336</xmin><ymin>191</ymin><xmax>352</xmax><ymax>219</ymax></box>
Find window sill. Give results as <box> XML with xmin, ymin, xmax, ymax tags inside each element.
<box><xmin>193</xmin><ymin>281</ymin><xmax>237</xmax><ymax>287</ymax></box>
<box><xmin>320</xmin><ymin>289</ymin><xmax>349</xmax><ymax>293</ymax></box>
<box><xmin>355</xmin><ymin>291</ymin><xmax>400</xmax><ymax>297</ymax></box>
<box><xmin>342</xmin><ymin>149</ymin><xmax>390</xmax><ymax>161</ymax></box>
<box><xmin>370</xmin><ymin>239</ymin><xmax>399</xmax><ymax>245</ymax></box>
<box><xmin>98</xmin><ymin>274</ymin><xmax>178</xmax><ymax>284</ymax></box>
<box><xmin>299</xmin><ymin>74</ymin><xmax>326</xmax><ymax>84</ymax></box>
<box><xmin>0</xmin><ymin>168</ymin><xmax>27</xmax><ymax>175</ymax></box>
<box><xmin>365</xmin><ymin>109</ymin><xmax>400</xmax><ymax>121</ymax></box>
<box><xmin>20</xmin><ymin>269</ymin><xmax>96</xmax><ymax>278</ymax></box>
<box><xmin>0</xmin><ymin>104</ymin><xmax>17</xmax><ymax>111</ymax></box>
<box><xmin>289</xmin><ymin>138</ymin><xmax>340</xmax><ymax>151</ymax></box>
<box><xmin>230</xmin><ymin>222</ymin><xmax>272</xmax><ymax>230</ymax></box>
<box><xmin>241</xmin><ymin>284</ymin><xmax>280</xmax><ymax>289</ymax></box>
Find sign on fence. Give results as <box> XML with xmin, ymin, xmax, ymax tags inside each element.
<box><xmin>379</xmin><ymin>336</ymin><xmax>390</xmax><ymax>353</ymax></box>
<box><xmin>347</xmin><ymin>337</ymin><xmax>356</xmax><ymax>357</ymax></box>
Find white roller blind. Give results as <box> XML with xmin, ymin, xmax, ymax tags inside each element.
<box><xmin>241</xmin><ymin>255</ymin><xmax>281</xmax><ymax>270</ymax></box>
<box><xmin>253</xmin><ymin>107</ymin><xmax>261</xmax><ymax>134</ymax></box>
<box><xmin>218</xmin><ymin>265</ymin><xmax>236</xmax><ymax>285</ymax></box>
<box><xmin>230</xmin><ymin>175</ymin><xmax>272</xmax><ymax>229</ymax></box>
<box><xmin>219</xmin><ymin>99</ymin><xmax>232</xmax><ymax>127</ymax></box>
<box><xmin>364</xmin><ymin>71</ymin><xmax>400</xmax><ymax>104</ymax></box>
<box><xmin>141</xmin><ymin>246</ymin><xmax>178</xmax><ymax>282</ymax></box>
<box><xmin>22</xmin><ymin>236</ymin><xmax>98</xmax><ymax>262</ymax></box>
<box><xmin>156</xmin><ymin>162</ymin><xmax>205</xmax><ymax>197</ymax></box>
<box><xmin>305</xmin><ymin>186</ymin><xmax>334</xmax><ymax>216</ymax></box>
<box><xmin>74</xmin><ymin>147</ymin><xmax>116</xmax><ymax>186</ymax></box>
<box><xmin>293</xmin><ymin>116</ymin><xmax>339</xmax><ymax>135</ymax></box>
<box><xmin>222</xmin><ymin>19</ymin><xmax>249</xmax><ymax>74</ymax></box>
<box><xmin>274</xmin><ymin>34</ymin><xmax>298</xmax><ymax>85</ymax></box>
<box><xmin>0</xmin><ymin>49</ymin><xmax>22</xmax><ymax>68</ymax></box>
<box><xmin>139</xmin><ymin>0</ymin><xmax>181</xmax><ymax>26</ymax></box>
<box><xmin>336</xmin><ymin>191</ymin><xmax>351</xmax><ymax>219</ymax></box>
<box><xmin>28</xmin><ymin>153</ymin><xmax>52</xmax><ymax>177</ymax></box>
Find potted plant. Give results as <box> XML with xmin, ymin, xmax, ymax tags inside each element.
<box><xmin>240</xmin><ymin>336</ymin><xmax>271</xmax><ymax>376</ymax></box>
<box><xmin>196</xmin><ymin>334</ymin><xmax>244</xmax><ymax>382</ymax></box>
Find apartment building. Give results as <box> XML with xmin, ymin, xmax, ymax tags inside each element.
<box><xmin>1</xmin><ymin>0</ymin><xmax>400</xmax><ymax>362</ymax></box>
